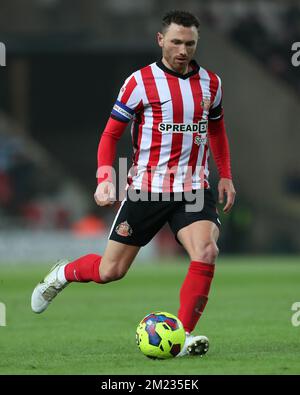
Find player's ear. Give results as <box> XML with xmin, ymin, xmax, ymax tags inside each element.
<box><xmin>157</xmin><ymin>32</ymin><xmax>164</xmax><ymax>48</ymax></box>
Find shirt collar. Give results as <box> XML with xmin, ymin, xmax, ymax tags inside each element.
<box><xmin>156</xmin><ymin>59</ymin><xmax>200</xmax><ymax>79</ymax></box>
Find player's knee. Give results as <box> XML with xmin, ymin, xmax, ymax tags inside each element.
<box><xmin>190</xmin><ymin>240</ymin><xmax>219</xmax><ymax>264</ymax></box>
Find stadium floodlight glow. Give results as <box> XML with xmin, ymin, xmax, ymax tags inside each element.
<box><xmin>291</xmin><ymin>42</ymin><xmax>300</xmax><ymax>67</ymax></box>
<box><xmin>0</xmin><ymin>42</ymin><xmax>6</xmax><ymax>67</ymax></box>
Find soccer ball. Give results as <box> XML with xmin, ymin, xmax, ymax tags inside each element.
<box><xmin>136</xmin><ymin>311</ymin><xmax>186</xmax><ymax>359</ymax></box>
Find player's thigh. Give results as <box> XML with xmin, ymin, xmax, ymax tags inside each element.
<box><xmin>177</xmin><ymin>220</ymin><xmax>220</xmax><ymax>263</ymax></box>
<box><xmin>100</xmin><ymin>240</ymin><xmax>140</xmax><ymax>280</ymax></box>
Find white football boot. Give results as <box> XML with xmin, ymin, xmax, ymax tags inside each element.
<box><xmin>31</xmin><ymin>259</ymin><xmax>69</xmax><ymax>313</ymax></box>
<box><xmin>177</xmin><ymin>333</ymin><xmax>209</xmax><ymax>357</ymax></box>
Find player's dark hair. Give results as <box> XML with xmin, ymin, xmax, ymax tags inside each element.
<box><xmin>162</xmin><ymin>10</ymin><xmax>200</xmax><ymax>33</ymax></box>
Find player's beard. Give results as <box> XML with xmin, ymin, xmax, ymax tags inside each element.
<box><xmin>162</xmin><ymin>50</ymin><xmax>192</xmax><ymax>74</ymax></box>
<box><xmin>172</xmin><ymin>56</ymin><xmax>190</xmax><ymax>74</ymax></box>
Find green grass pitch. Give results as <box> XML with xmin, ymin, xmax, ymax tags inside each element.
<box><xmin>0</xmin><ymin>256</ymin><xmax>299</xmax><ymax>375</ymax></box>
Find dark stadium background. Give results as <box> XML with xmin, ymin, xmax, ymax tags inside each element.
<box><xmin>0</xmin><ymin>0</ymin><xmax>299</xmax><ymax>377</ymax></box>
<box><xmin>1</xmin><ymin>0</ymin><xmax>299</xmax><ymax>258</ymax></box>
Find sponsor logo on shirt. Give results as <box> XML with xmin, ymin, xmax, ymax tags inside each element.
<box><xmin>158</xmin><ymin>120</ymin><xmax>208</xmax><ymax>134</ymax></box>
<box><xmin>194</xmin><ymin>134</ymin><xmax>207</xmax><ymax>146</ymax></box>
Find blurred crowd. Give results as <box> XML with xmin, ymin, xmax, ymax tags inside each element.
<box><xmin>0</xmin><ymin>113</ymin><xmax>89</xmax><ymax>231</ymax></box>
<box><xmin>0</xmin><ymin>114</ymin><xmax>38</xmax><ymax>222</ymax></box>
<box><xmin>0</xmin><ymin>0</ymin><xmax>298</xmax><ymax>254</ymax></box>
<box><xmin>201</xmin><ymin>0</ymin><xmax>300</xmax><ymax>96</ymax></box>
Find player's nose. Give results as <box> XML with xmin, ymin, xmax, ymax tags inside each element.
<box><xmin>179</xmin><ymin>45</ymin><xmax>188</xmax><ymax>56</ymax></box>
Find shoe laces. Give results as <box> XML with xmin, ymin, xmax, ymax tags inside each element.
<box><xmin>40</xmin><ymin>280</ymin><xmax>67</xmax><ymax>301</ymax></box>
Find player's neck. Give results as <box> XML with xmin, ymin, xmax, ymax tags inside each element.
<box><xmin>161</xmin><ymin>58</ymin><xmax>191</xmax><ymax>75</ymax></box>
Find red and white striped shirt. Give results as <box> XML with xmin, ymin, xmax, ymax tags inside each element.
<box><xmin>110</xmin><ymin>60</ymin><xmax>224</xmax><ymax>193</ymax></box>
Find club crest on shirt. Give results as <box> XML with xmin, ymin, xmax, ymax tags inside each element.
<box><xmin>201</xmin><ymin>97</ymin><xmax>211</xmax><ymax>111</ymax></box>
<box><xmin>115</xmin><ymin>221</ymin><xmax>133</xmax><ymax>237</ymax></box>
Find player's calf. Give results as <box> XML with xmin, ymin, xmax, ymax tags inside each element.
<box><xmin>99</xmin><ymin>265</ymin><xmax>128</xmax><ymax>283</ymax></box>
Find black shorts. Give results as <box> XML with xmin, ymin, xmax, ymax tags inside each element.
<box><xmin>109</xmin><ymin>189</ymin><xmax>221</xmax><ymax>247</ymax></box>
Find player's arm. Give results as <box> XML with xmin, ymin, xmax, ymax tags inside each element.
<box><xmin>95</xmin><ymin>74</ymin><xmax>142</xmax><ymax>207</ymax></box>
<box><xmin>94</xmin><ymin>117</ymin><xmax>127</xmax><ymax>206</ymax></box>
<box><xmin>207</xmin><ymin>79</ymin><xmax>236</xmax><ymax>213</ymax></box>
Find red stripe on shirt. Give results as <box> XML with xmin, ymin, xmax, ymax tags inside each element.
<box><xmin>128</xmin><ymin>101</ymin><xmax>145</xmax><ymax>186</ymax></box>
<box><xmin>204</xmin><ymin>71</ymin><xmax>219</xmax><ymax>172</ymax></box>
<box><xmin>120</xmin><ymin>75</ymin><xmax>138</xmax><ymax>105</ymax></box>
<box><xmin>140</xmin><ymin>65</ymin><xmax>163</xmax><ymax>191</ymax></box>
<box><xmin>132</xmin><ymin>100</ymin><xmax>144</xmax><ymax>165</ymax></box>
<box><xmin>184</xmin><ymin>73</ymin><xmax>204</xmax><ymax>190</ymax></box>
<box><xmin>206</xmin><ymin>70</ymin><xmax>219</xmax><ymax>107</ymax></box>
<box><xmin>195</xmin><ymin>71</ymin><xmax>219</xmax><ymax>189</ymax></box>
<box><xmin>163</xmin><ymin>73</ymin><xmax>184</xmax><ymax>192</ymax></box>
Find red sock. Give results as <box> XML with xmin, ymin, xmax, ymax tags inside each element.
<box><xmin>64</xmin><ymin>254</ymin><xmax>102</xmax><ymax>283</ymax></box>
<box><xmin>178</xmin><ymin>261</ymin><xmax>215</xmax><ymax>333</ymax></box>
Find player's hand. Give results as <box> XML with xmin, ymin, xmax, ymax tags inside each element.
<box><xmin>218</xmin><ymin>178</ymin><xmax>236</xmax><ymax>213</ymax></box>
<box><xmin>94</xmin><ymin>181</ymin><xmax>116</xmax><ymax>207</ymax></box>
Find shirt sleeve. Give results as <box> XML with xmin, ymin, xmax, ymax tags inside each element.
<box><xmin>97</xmin><ymin>117</ymin><xmax>128</xmax><ymax>184</ymax></box>
<box><xmin>208</xmin><ymin>117</ymin><xmax>232</xmax><ymax>179</ymax></box>
<box><xmin>110</xmin><ymin>74</ymin><xmax>142</xmax><ymax>123</ymax></box>
<box><xmin>208</xmin><ymin>75</ymin><xmax>224</xmax><ymax>121</ymax></box>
